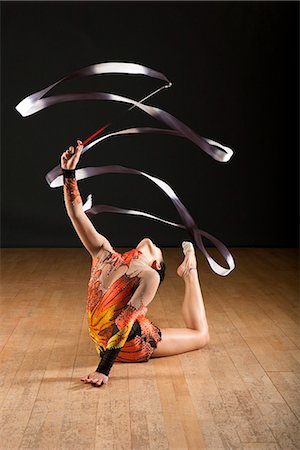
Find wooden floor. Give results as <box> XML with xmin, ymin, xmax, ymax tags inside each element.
<box><xmin>0</xmin><ymin>247</ymin><xmax>299</xmax><ymax>450</ymax></box>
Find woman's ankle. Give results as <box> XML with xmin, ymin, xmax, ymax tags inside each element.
<box><xmin>183</xmin><ymin>267</ymin><xmax>198</xmax><ymax>281</ymax></box>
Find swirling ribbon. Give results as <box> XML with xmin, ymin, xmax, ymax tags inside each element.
<box><xmin>15</xmin><ymin>61</ymin><xmax>235</xmax><ymax>276</ymax></box>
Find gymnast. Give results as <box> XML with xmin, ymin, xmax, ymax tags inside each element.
<box><xmin>61</xmin><ymin>140</ymin><xmax>210</xmax><ymax>388</ymax></box>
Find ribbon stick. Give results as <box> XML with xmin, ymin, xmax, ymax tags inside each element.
<box><xmin>82</xmin><ymin>123</ymin><xmax>111</xmax><ymax>146</ymax></box>
<box><xmin>15</xmin><ymin>61</ymin><xmax>236</xmax><ymax>276</ymax></box>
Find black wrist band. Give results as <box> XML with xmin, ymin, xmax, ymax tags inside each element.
<box><xmin>96</xmin><ymin>348</ymin><xmax>120</xmax><ymax>376</ymax></box>
<box><xmin>62</xmin><ymin>168</ymin><xmax>76</xmax><ymax>181</ymax></box>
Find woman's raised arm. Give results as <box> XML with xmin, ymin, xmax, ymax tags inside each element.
<box><xmin>61</xmin><ymin>140</ymin><xmax>114</xmax><ymax>258</ymax></box>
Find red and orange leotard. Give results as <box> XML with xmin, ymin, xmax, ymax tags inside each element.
<box><xmin>87</xmin><ymin>247</ymin><xmax>162</xmax><ymax>375</ymax></box>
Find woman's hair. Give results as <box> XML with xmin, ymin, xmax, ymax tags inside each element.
<box><xmin>155</xmin><ymin>261</ymin><xmax>166</xmax><ymax>285</ymax></box>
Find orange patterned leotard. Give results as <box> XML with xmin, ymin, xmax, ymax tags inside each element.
<box><xmin>87</xmin><ymin>246</ymin><xmax>162</xmax><ymax>375</ymax></box>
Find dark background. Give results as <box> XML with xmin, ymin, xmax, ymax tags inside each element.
<box><xmin>1</xmin><ymin>1</ymin><xmax>299</xmax><ymax>250</ymax></box>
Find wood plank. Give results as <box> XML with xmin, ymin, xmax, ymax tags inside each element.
<box><xmin>0</xmin><ymin>247</ymin><xmax>299</xmax><ymax>450</ymax></box>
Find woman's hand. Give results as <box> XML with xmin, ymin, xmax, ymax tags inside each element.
<box><xmin>60</xmin><ymin>139</ymin><xmax>83</xmax><ymax>170</ymax></box>
<box><xmin>81</xmin><ymin>371</ymin><xmax>109</xmax><ymax>387</ymax></box>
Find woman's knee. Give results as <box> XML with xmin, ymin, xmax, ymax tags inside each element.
<box><xmin>196</xmin><ymin>329</ymin><xmax>210</xmax><ymax>349</ymax></box>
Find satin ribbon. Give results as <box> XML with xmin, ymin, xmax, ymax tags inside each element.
<box><xmin>15</xmin><ymin>61</ymin><xmax>236</xmax><ymax>276</ymax></box>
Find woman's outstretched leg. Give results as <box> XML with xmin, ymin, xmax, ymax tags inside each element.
<box><xmin>150</xmin><ymin>242</ymin><xmax>210</xmax><ymax>358</ymax></box>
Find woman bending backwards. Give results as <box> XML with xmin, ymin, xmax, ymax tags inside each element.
<box><xmin>61</xmin><ymin>140</ymin><xmax>210</xmax><ymax>388</ymax></box>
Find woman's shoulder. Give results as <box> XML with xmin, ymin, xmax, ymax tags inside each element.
<box><xmin>93</xmin><ymin>239</ymin><xmax>119</xmax><ymax>260</ymax></box>
<box><xmin>102</xmin><ymin>237</ymin><xmax>116</xmax><ymax>255</ymax></box>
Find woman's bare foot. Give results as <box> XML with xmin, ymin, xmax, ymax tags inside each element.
<box><xmin>176</xmin><ymin>241</ymin><xmax>198</xmax><ymax>278</ymax></box>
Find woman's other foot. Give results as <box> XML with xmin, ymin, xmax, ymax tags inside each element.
<box><xmin>177</xmin><ymin>241</ymin><xmax>198</xmax><ymax>278</ymax></box>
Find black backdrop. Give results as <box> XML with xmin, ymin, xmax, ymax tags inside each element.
<box><xmin>1</xmin><ymin>1</ymin><xmax>299</xmax><ymax>249</ymax></box>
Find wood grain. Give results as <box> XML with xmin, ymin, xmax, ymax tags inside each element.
<box><xmin>0</xmin><ymin>247</ymin><xmax>299</xmax><ymax>449</ymax></box>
